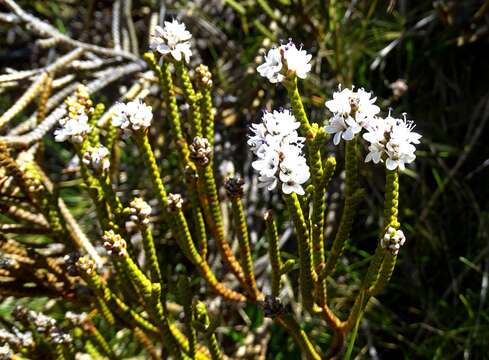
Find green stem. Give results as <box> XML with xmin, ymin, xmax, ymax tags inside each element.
<box><xmin>88</xmin><ymin>323</ymin><xmax>118</xmax><ymax>360</ymax></box>
<box><xmin>275</xmin><ymin>314</ymin><xmax>321</xmax><ymax>360</ymax></box>
<box><xmin>284</xmin><ymin>76</ymin><xmax>313</xmax><ymax>137</ymax></box>
<box><xmin>283</xmin><ymin>193</ymin><xmax>316</xmax><ymax>313</ymax></box>
<box><xmin>178</xmin><ymin>277</ymin><xmax>197</xmax><ymax>360</ymax></box>
<box><xmin>199</xmin><ymin>88</ymin><xmax>214</xmax><ymax>148</ymax></box>
<box><xmin>195</xmin><ymin>301</ymin><xmax>223</xmax><ymax>360</ymax></box>
<box><xmin>362</xmin><ymin>170</ymin><xmax>399</xmax><ymax>290</ymax></box>
<box><xmin>134</xmin><ymin>133</ymin><xmax>169</xmax><ymax>207</ymax></box>
<box><xmin>197</xmin><ymin>164</ymin><xmax>250</xmax><ymax>295</ymax></box>
<box><xmin>231</xmin><ymin>196</ymin><xmax>258</xmax><ymax>298</ymax></box>
<box><xmin>185</xmin><ymin>169</ymin><xmax>208</xmax><ymax>259</ymax></box>
<box><xmin>321</xmin><ymin>139</ymin><xmax>363</xmax><ymax>279</ymax></box>
<box><xmin>88</xmin><ymin>103</ymin><xmax>104</xmax><ymax>146</ymax></box>
<box><xmin>143</xmin><ymin>52</ymin><xmax>190</xmax><ymax>168</ymax></box>
<box><xmin>265</xmin><ymin>210</ymin><xmax>283</xmax><ymax>298</ymax></box>
<box><xmin>141</xmin><ymin>223</ymin><xmax>162</xmax><ymax>284</ymax></box>
<box><xmin>171</xmin><ymin>205</ymin><xmax>246</xmax><ymax>302</ymax></box>
<box><xmin>175</xmin><ymin>61</ymin><xmax>203</xmax><ymax>138</ymax></box>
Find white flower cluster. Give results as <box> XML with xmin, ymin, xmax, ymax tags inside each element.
<box><xmin>129</xmin><ymin>197</ymin><xmax>152</xmax><ymax>225</ymax></box>
<box><xmin>0</xmin><ymin>327</ymin><xmax>34</xmax><ymax>350</ymax></box>
<box><xmin>112</xmin><ymin>99</ymin><xmax>153</xmax><ymax>133</ymax></box>
<box><xmin>65</xmin><ymin>311</ymin><xmax>88</xmax><ymax>326</ymax></box>
<box><xmin>325</xmin><ymin>86</ymin><xmax>380</xmax><ymax>145</ymax></box>
<box><xmin>363</xmin><ymin>114</ymin><xmax>421</xmax><ymax>171</ymax></box>
<box><xmin>257</xmin><ymin>41</ymin><xmax>312</xmax><ymax>83</ymax></box>
<box><xmin>381</xmin><ymin>227</ymin><xmax>406</xmax><ymax>255</ymax></box>
<box><xmin>103</xmin><ymin>230</ymin><xmax>127</xmax><ymax>257</ymax></box>
<box><xmin>325</xmin><ymin>85</ymin><xmax>421</xmax><ymax>170</ymax></box>
<box><xmin>82</xmin><ymin>145</ymin><xmax>110</xmax><ymax>173</ymax></box>
<box><xmin>0</xmin><ymin>344</ymin><xmax>11</xmax><ymax>357</ymax></box>
<box><xmin>49</xmin><ymin>328</ymin><xmax>72</xmax><ymax>345</ymax></box>
<box><xmin>150</xmin><ymin>20</ymin><xmax>192</xmax><ymax>63</ymax></box>
<box><xmin>248</xmin><ymin>109</ymin><xmax>310</xmax><ymax>195</ymax></box>
<box><xmin>54</xmin><ymin>109</ymin><xmax>90</xmax><ymax>144</ymax></box>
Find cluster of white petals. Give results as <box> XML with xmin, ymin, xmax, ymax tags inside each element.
<box><xmin>150</xmin><ymin>20</ymin><xmax>192</xmax><ymax>63</ymax></box>
<box><xmin>363</xmin><ymin>114</ymin><xmax>421</xmax><ymax>170</ymax></box>
<box><xmin>324</xmin><ymin>85</ymin><xmax>421</xmax><ymax>170</ymax></box>
<box><xmin>102</xmin><ymin>231</ymin><xmax>127</xmax><ymax>257</ymax></box>
<box><xmin>257</xmin><ymin>41</ymin><xmax>312</xmax><ymax>83</ymax></box>
<box><xmin>54</xmin><ymin>110</ymin><xmax>90</xmax><ymax>144</ymax></box>
<box><xmin>82</xmin><ymin>145</ymin><xmax>110</xmax><ymax>173</ymax></box>
<box><xmin>381</xmin><ymin>227</ymin><xmax>406</xmax><ymax>255</ymax></box>
<box><xmin>325</xmin><ymin>86</ymin><xmax>380</xmax><ymax>145</ymax></box>
<box><xmin>112</xmin><ymin>99</ymin><xmax>153</xmax><ymax>133</ymax></box>
<box><xmin>129</xmin><ymin>197</ymin><xmax>152</xmax><ymax>225</ymax></box>
<box><xmin>248</xmin><ymin>109</ymin><xmax>310</xmax><ymax>195</ymax></box>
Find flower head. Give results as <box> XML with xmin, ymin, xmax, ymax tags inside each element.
<box><xmin>257</xmin><ymin>47</ymin><xmax>284</xmax><ymax>83</ymax></box>
<box><xmin>381</xmin><ymin>227</ymin><xmax>406</xmax><ymax>255</ymax></box>
<box><xmin>257</xmin><ymin>41</ymin><xmax>312</xmax><ymax>83</ymax></box>
<box><xmin>325</xmin><ymin>86</ymin><xmax>380</xmax><ymax>145</ymax></box>
<box><xmin>54</xmin><ymin>109</ymin><xmax>90</xmax><ymax>144</ymax></box>
<box><xmin>112</xmin><ymin>99</ymin><xmax>153</xmax><ymax>134</ymax></box>
<box><xmin>283</xmin><ymin>42</ymin><xmax>312</xmax><ymax>79</ymax></box>
<box><xmin>102</xmin><ymin>230</ymin><xmax>127</xmax><ymax>257</ymax></box>
<box><xmin>129</xmin><ymin>197</ymin><xmax>152</xmax><ymax>225</ymax></box>
<box><xmin>249</xmin><ymin>109</ymin><xmax>310</xmax><ymax>195</ymax></box>
<box><xmin>150</xmin><ymin>20</ymin><xmax>192</xmax><ymax>63</ymax></box>
<box><xmin>363</xmin><ymin>114</ymin><xmax>421</xmax><ymax>170</ymax></box>
<box><xmin>82</xmin><ymin>145</ymin><xmax>110</xmax><ymax>173</ymax></box>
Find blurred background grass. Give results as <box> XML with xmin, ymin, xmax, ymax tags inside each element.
<box><xmin>1</xmin><ymin>0</ymin><xmax>488</xmax><ymax>358</ymax></box>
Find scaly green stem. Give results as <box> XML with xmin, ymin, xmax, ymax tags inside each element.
<box><xmin>199</xmin><ymin>88</ymin><xmax>214</xmax><ymax>147</ymax></box>
<box><xmin>75</xmin><ymin>140</ymin><xmax>111</xmax><ymax>230</ymax></box>
<box><xmin>362</xmin><ymin>170</ymin><xmax>399</xmax><ymax>290</ymax></box>
<box><xmin>284</xmin><ymin>76</ymin><xmax>313</xmax><ymax>137</ymax></box>
<box><xmin>87</xmin><ymin>322</ymin><xmax>118</xmax><ymax>360</ymax></box>
<box><xmin>197</xmin><ymin>164</ymin><xmax>251</xmax><ymax>296</ymax></box>
<box><xmin>195</xmin><ymin>301</ymin><xmax>223</xmax><ymax>360</ymax></box>
<box><xmin>283</xmin><ymin>193</ymin><xmax>316</xmax><ymax>313</ymax></box>
<box><xmin>115</xmin><ymin>240</ymin><xmax>183</xmax><ymax>359</ymax></box>
<box><xmin>309</xmin><ymin>127</ymin><xmax>328</xmax><ymax>306</ymax></box>
<box><xmin>230</xmin><ymin>196</ymin><xmax>259</xmax><ymax>298</ymax></box>
<box><xmin>143</xmin><ymin>52</ymin><xmax>190</xmax><ymax>168</ymax></box>
<box><xmin>265</xmin><ymin>210</ymin><xmax>283</xmax><ymax>298</ymax></box>
<box><xmin>141</xmin><ymin>222</ymin><xmax>162</xmax><ymax>284</ymax></box>
<box><xmin>275</xmin><ymin>314</ymin><xmax>321</xmax><ymax>360</ymax></box>
<box><xmin>367</xmin><ymin>170</ymin><xmax>400</xmax><ymax>295</ymax></box>
<box><xmin>178</xmin><ymin>277</ymin><xmax>197</xmax><ymax>360</ymax></box>
<box><xmin>134</xmin><ymin>133</ymin><xmax>169</xmax><ymax>207</ymax></box>
<box><xmin>170</xmin><ymin>204</ymin><xmax>246</xmax><ymax>302</ymax></box>
<box><xmin>88</xmin><ymin>103</ymin><xmax>104</xmax><ymax>146</ymax></box>
<box><xmin>321</xmin><ymin>138</ymin><xmax>363</xmax><ymax>279</ymax></box>
<box><xmin>345</xmin><ymin>170</ymin><xmax>400</xmax><ymax>338</ymax></box>
<box><xmin>185</xmin><ymin>169</ymin><xmax>208</xmax><ymax>259</ymax></box>
<box><xmin>175</xmin><ymin>61</ymin><xmax>203</xmax><ymax>138</ymax></box>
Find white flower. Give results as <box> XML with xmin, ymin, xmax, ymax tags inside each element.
<box><xmin>54</xmin><ymin>110</ymin><xmax>90</xmax><ymax>143</ymax></box>
<box><xmin>363</xmin><ymin>114</ymin><xmax>421</xmax><ymax>170</ymax></box>
<box><xmin>325</xmin><ymin>86</ymin><xmax>380</xmax><ymax>145</ymax></box>
<box><xmin>381</xmin><ymin>227</ymin><xmax>406</xmax><ymax>255</ymax></box>
<box><xmin>249</xmin><ymin>109</ymin><xmax>310</xmax><ymax>195</ymax></box>
<box><xmin>283</xmin><ymin>42</ymin><xmax>312</xmax><ymax>79</ymax></box>
<box><xmin>112</xmin><ymin>99</ymin><xmax>153</xmax><ymax>133</ymax></box>
<box><xmin>325</xmin><ymin>114</ymin><xmax>362</xmax><ymax>145</ymax></box>
<box><xmin>150</xmin><ymin>20</ymin><xmax>192</xmax><ymax>63</ymax></box>
<box><xmin>82</xmin><ymin>145</ymin><xmax>110</xmax><ymax>173</ymax></box>
<box><xmin>279</xmin><ymin>155</ymin><xmax>310</xmax><ymax>195</ymax></box>
<box><xmin>364</xmin><ymin>142</ymin><xmax>384</xmax><ymax>164</ymax></box>
<box><xmin>129</xmin><ymin>197</ymin><xmax>152</xmax><ymax>225</ymax></box>
<box><xmin>257</xmin><ymin>41</ymin><xmax>313</xmax><ymax>83</ymax></box>
<box><xmin>257</xmin><ymin>47</ymin><xmax>284</xmax><ymax>83</ymax></box>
